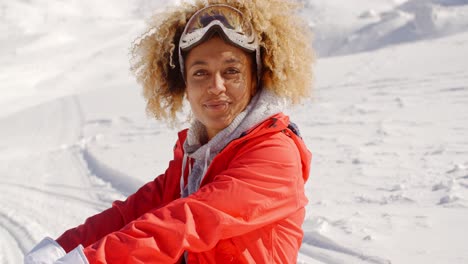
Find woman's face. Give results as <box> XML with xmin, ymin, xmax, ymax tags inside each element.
<box><xmin>185</xmin><ymin>36</ymin><xmax>256</xmax><ymax>140</ymax></box>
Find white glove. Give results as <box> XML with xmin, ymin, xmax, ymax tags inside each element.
<box><xmin>24</xmin><ymin>237</ymin><xmax>66</xmax><ymax>264</ymax></box>
<box><xmin>54</xmin><ymin>245</ymin><xmax>89</xmax><ymax>264</ymax></box>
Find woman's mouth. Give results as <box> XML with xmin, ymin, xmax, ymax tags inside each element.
<box><xmin>203</xmin><ymin>101</ymin><xmax>230</xmax><ymax>111</ymax></box>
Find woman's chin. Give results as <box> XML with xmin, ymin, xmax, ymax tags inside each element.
<box><xmin>203</xmin><ymin>118</ymin><xmax>234</xmax><ymax>137</ymax></box>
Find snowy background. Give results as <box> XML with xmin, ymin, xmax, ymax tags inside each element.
<box><xmin>1</xmin><ymin>0</ymin><xmax>468</xmax><ymax>263</ymax></box>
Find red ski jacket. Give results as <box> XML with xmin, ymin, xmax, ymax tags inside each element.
<box><xmin>56</xmin><ymin>113</ymin><xmax>311</xmax><ymax>263</ymax></box>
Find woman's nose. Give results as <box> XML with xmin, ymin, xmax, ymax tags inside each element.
<box><xmin>207</xmin><ymin>72</ymin><xmax>226</xmax><ymax>95</ymax></box>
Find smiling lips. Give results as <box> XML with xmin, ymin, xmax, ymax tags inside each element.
<box><xmin>203</xmin><ymin>100</ymin><xmax>230</xmax><ymax>111</ymax></box>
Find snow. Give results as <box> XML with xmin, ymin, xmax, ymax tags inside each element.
<box><xmin>1</xmin><ymin>0</ymin><xmax>468</xmax><ymax>263</ymax></box>
<box><xmin>306</xmin><ymin>0</ymin><xmax>468</xmax><ymax>56</ymax></box>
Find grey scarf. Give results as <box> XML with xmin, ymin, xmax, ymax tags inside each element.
<box><xmin>180</xmin><ymin>89</ymin><xmax>285</xmax><ymax>197</ymax></box>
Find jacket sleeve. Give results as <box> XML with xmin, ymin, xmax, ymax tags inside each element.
<box><xmin>55</xmin><ymin>173</ymin><xmax>164</xmax><ymax>252</ymax></box>
<box><xmin>56</xmin><ymin>141</ymin><xmax>184</xmax><ymax>253</ymax></box>
<box><xmin>83</xmin><ymin>133</ymin><xmax>308</xmax><ymax>263</ymax></box>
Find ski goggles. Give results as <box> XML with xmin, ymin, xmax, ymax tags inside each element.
<box><xmin>178</xmin><ymin>4</ymin><xmax>262</xmax><ymax>82</ymax></box>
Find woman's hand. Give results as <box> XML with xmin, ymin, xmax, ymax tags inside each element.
<box><xmin>24</xmin><ymin>237</ymin><xmax>66</xmax><ymax>264</ymax></box>
<box><xmin>24</xmin><ymin>237</ymin><xmax>88</xmax><ymax>264</ymax></box>
<box><xmin>54</xmin><ymin>245</ymin><xmax>89</xmax><ymax>264</ymax></box>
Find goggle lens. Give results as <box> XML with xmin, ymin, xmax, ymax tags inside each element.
<box><xmin>184</xmin><ymin>5</ymin><xmax>253</xmax><ymax>35</ymax></box>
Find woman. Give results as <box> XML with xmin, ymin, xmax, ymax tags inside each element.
<box><xmin>24</xmin><ymin>0</ymin><xmax>314</xmax><ymax>263</ymax></box>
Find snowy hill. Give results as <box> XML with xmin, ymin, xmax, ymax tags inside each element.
<box><xmin>1</xmin><ymin>1</ymin><xmax>468</xmax><ymax>263</ymax></box>
<box><xmin>305</xmin><ymin>0</ymin><xmax>468</xmax><ymax>56</ymax></box>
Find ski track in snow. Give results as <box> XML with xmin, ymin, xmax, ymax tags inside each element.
<box><xmin>0</xmin><ymin>210</ymin><xmax>35</xmax><ymax>255</ymax></box>
<box><xmin>0</xmin><ymin>95</ymin><xmax>132</xmax><ymax>263</ymax></box>
<box><xmin>300</xmin><ymin>232</ymin><xmax>391</xmax><ymax>264</ymax></box>
<box><xmin>0</xmin><ymin>97</ymin><xmax>74</xmax><ymax>262</ymax></box>
<box><xmin>82</xmin><ymin>148</ymin><xmax>144</xmax><ymax>197</ymax></box>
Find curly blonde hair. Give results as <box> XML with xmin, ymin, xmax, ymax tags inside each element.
<box><xmin>130</xmin><ymin>0</ymin><xmax>314</xmax><ymax>124</ymax></box>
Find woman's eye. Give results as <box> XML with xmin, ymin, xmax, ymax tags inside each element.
<box><xmin>193</xmin><ymin>71</ymin><xmax>206</xmax><ymax>77</ymax></box>
<box><xmin>225</xmin><ymin>68</ymin><xmax>240</xmax><ymax>75</ymax></box>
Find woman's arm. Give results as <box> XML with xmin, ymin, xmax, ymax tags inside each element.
<box><xmin>56</xmin><ymin>134</ymin><xmax>186</xmax><ymax>252</ymax></box>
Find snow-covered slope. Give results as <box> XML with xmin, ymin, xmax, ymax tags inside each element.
<box><xmin>297</xmin><ymin>31</ymin><xmax>468</xmax><ymax>263</ymax></box>
<box><xmin>1</xmin><ymin>1</ymin><xmax>468</xmax><ymax>263</ymax></box>
<box><xmin>305</xmin><ymin>0</ymin><xmax>468</xmax><ymax>56</ymax></box>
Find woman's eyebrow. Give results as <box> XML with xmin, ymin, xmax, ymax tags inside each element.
<box><xmin>188</xmin><ymin>60</ymin><xmax>208</xmax><ymax>68</ymax></box>
<box><xmin>224</xmin><ymin>57</ymin><xmax>242</xmax><ymax>64</ymax></box>
<box><xmin>188</xmin><ymin>57</ymin><xmax>243</xmax><ymax>68</ymax></box>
